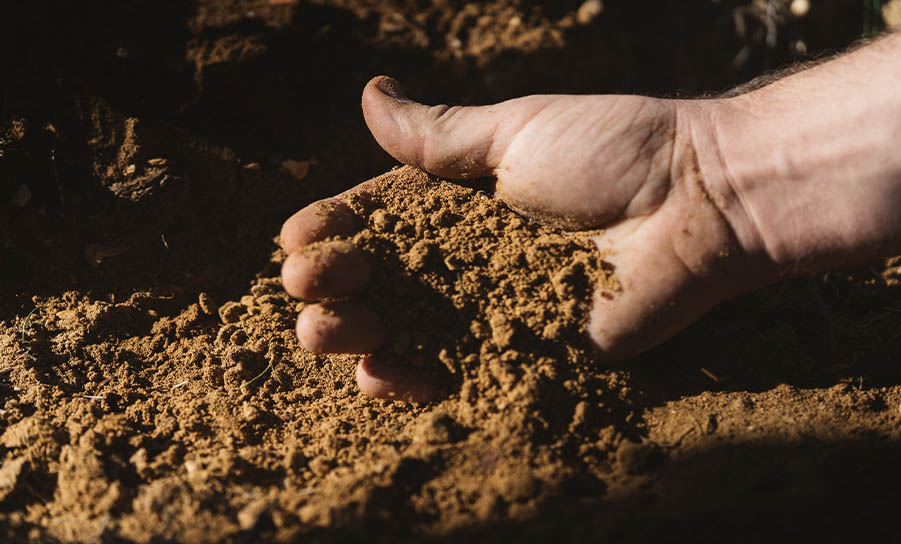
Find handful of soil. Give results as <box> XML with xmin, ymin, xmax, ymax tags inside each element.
<box><xmin>338</xmin><ymin>166</ymin><xmax>619</xmax><ymax>415</ymax></box>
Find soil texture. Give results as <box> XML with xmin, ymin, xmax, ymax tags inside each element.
<box><xmin>2</xmin><ymin>1</ymin><xmax>900</xmax><ymax>542</ymax></box>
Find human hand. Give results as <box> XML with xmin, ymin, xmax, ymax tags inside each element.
<box><xmin>279</xmin><ymin>76</ymin><xmax>772</xmax><ymax>401</ymax></box>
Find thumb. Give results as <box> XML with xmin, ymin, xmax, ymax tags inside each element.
<box><xmin>362</xmin><ymin>76</ymin><xmax>512</xmax><ymax>179</ymax></box>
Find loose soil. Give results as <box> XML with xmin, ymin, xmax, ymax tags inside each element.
<box><xmin>2</xmin><ymin>1</ymin><xmax>900</xmax><ymax>542</ymax></box>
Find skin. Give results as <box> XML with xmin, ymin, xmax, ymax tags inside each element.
<box><xmin>280</xmin><ymin>33</ymin><xmax>901</xmax><ymax>402</ymax></box>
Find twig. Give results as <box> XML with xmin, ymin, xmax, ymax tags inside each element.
<box><xmin>170</xmin><ymin>380</ymin><xmax>188</xmax><ymax>390</ymax></box>
<box><xmin>700</xmin><ymin>367</ymin><xmax>721</xmax><ymax>382</ymax></box>
<box><xmin>81</xmin><ymin>395</ymin><xmax>106</xmax><ymax>400</ymax></box>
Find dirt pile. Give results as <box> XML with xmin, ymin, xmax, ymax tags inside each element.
<box><xmin>0</xmin><ymin>163</ymin><xmax>642</xmax><ymax>542</ymax></box>
<box><xmin>2</xmin><ymin>1</ymin><xmax>900</xmax><ymax>542</ymax></box>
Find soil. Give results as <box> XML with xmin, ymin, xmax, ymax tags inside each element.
<box><xmin>2</xmin><ymin>1</ymin><xmax>900</xmax><ymax>542</ymax></box>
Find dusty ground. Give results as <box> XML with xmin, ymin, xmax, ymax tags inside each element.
<box><xmin>2</xmin><ymin>1</ymin><xmax>901</xmax><ymax>542</ymax></box>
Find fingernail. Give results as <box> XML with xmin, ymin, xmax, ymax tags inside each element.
<box><xmin>375</xmin><ymin>77</ymin><xmax>412</xmax><ymax>102</ymax></box>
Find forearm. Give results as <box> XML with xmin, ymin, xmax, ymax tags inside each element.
<box><xmin>706</xmin><ymin>32</ymin><xmax>901</xmax><ymax>275</ymax></box>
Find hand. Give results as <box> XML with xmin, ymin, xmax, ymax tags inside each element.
<box><xmin>279</xmin><ymin>76</ymin><xmax>770</xmax><ymax>401</ymax></box>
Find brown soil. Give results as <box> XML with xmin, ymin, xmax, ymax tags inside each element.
<box><xmin>2</xmin><ymin>1</ymin><xmax>899</xmax><ymax>542</ymax></box>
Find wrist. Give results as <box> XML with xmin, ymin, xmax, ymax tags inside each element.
<box><xmin>670</xmin><ymin>98</ymin><xmax>783</xmax><ymax>287</ymax></box>
<box><xmin>699</xmin><ymin>36</ymin><xmax>901</xmax><ymax>276</ymax></box>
